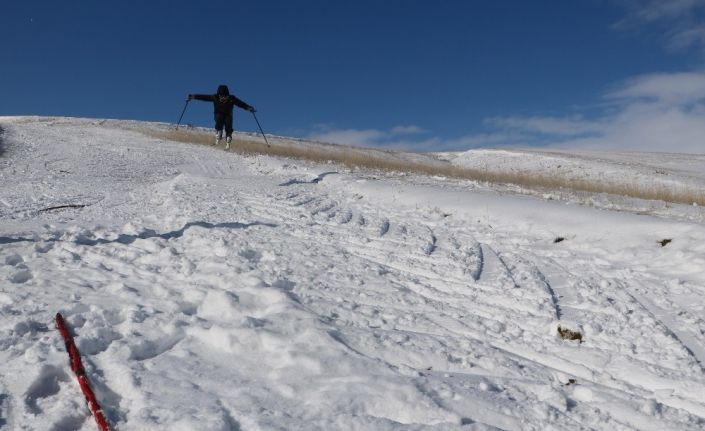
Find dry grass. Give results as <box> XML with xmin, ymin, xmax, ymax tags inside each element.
<box><xmin>146</xmin><ymin>128</ymin><xmax>705</xmax><ymax>207</ymax></box>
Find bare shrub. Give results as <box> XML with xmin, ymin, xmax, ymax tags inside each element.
<box><xmin>557</xmin><ymin>326</ymin><xmax>583</xmax><ymax>342</ymax></box>
<box><xmin>659</xmin><ymin>239</ymin><xmax>672</xmax><ymax>247</ymax></box>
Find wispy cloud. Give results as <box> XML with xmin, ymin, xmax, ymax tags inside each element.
<box><xmin>485</xmin><ymin>71</ymin><xmax>705</xmax><ymax>153</ymax></box>
<box><xmin>486</xmin><ymin>116</ymin><xmax>604</xmax><ymax>137</ymax></box>
<box><xmin>306</xmin><ymin>124</ymin><xmax>436</xmax><ymax>149</ymax></box>
<box><xmin>302</xmin><ymin>4</ymin><xmax>705</xmax><ymax>155</ymax></box>
<box><xmin>306</xmin><ymin>128</ymin><xmax>386</xmax><ymax>147</ymax></box>
<box><xmin>606</xmin><ymin>72</ymin><xmax>705</xmax><ymax>104</ymax></box>
<box><xmin>614</xmin><ymin>0</ymin><xmax>705</xmax><ymax>51</ymax></box>
<box><xmin>306</xmin><ymin>71</ymin><xmax>705</xmax><ymax>154</ymax></box>
<box><xmin>390</xmin><ymin>125</ymin><xmax>426</xmax><ymax>135</ymax></box>
<box><xmin>474</xmin><ymin>4</ymin><xmax>705</xmax><ymax>153</ymax></box>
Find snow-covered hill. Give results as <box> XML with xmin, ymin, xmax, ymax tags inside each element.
<box><xmin>1</xmin><ymin>116</ymin><xmax>705</xmax><ymax>430</ymax></box>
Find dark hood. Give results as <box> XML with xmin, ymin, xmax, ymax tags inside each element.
<box><xmin>216</xmin><ymin>85</ymin><xmax>230</xmax><ymax>96</ymax></box>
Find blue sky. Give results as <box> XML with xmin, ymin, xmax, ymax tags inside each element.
<box><xmin>2</xmin><ymin>1</ymin><xmax>705</xmax><ymax>152</ymax></box>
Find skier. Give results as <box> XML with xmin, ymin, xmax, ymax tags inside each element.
<box><xmin>188</xmin><ymin>85</ymin><xmax>256</xmax><ymax>150</ymax></box>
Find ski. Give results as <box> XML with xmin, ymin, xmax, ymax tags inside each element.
<box><xmin>55</xmin><ymin>313</ymin><xmax>112</xmax><ymax>431</ymax></box>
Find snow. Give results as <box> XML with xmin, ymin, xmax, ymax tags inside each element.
<box><xmin>441</xmin><ymin>148</ymin><xmax>705</xmax><ymax>186</ymax></box>
<box><xmin>1</xmin><ymin>116</ymin><xmax>705</xmax><ymax>430</ymax></box>
<box><xmin>438</xmin><ymin>148</ymin><xmax>705</xmax><ymax>223</ymax></box>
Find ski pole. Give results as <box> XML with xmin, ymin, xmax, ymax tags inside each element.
<box><xmin>251</xmin><ymin>111</ymin><xmax>271</xmax><ymax>148</ymax></box>
<box><xmin>176</xmin><ymin>99</ymin><xmax>190</xmax><ymax>130</ymax></box>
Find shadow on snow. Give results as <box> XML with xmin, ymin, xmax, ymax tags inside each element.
<box><xmin>0</xmin><ymin>220</ymin><xmax>278</xmax><ymax>247</ymax></box>
<box><xmin>279</xmin><ymin>171</ymin><xmax>338</xmax><ymax>186</ymax></box>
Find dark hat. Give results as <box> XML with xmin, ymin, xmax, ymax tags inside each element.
<box><xmin>216</xmin><ymin>85</ymin><xmax>230</xmax><ymax>96</ymax></box>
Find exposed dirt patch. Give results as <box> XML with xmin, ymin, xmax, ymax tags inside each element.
<box><xmin>557</xmin><ymin>325</ymin><xmax>583</xmax><ymax>342</ymax></box>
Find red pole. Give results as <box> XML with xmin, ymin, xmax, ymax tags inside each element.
<box><xmin>55</xmin><ymin>313</ymin><xmax>112</xmax><ymax>431</ymax></box>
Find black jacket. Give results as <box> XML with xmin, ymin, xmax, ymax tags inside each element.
<box><xmin>192</xmin><ymin>94</ymin><xmax>253</xmax><ymax>115</ymax></box>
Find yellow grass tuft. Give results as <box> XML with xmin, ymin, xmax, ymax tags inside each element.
<box><xmin>145</xmin><ymin>128</ymin><xmax>705</xmax><ymax>207</ymax></box>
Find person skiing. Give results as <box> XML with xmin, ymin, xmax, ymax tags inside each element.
<box><xmin>188</xmin><ymin>85</ymin><xmax>256</xmax><ymax>150</ymax></box>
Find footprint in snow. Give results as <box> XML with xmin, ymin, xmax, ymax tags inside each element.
<box><xmin>239</xmin><ymin>248</ymin><xmax>262</xmax><ymax>263</ymax></box>
<box><xmin>9</xmin><ymin>268</ymin><xmax>32</xmax><ymax>284</ymax></box>
<box><xmin>4</xmin><ymin>253</ymin><xmax>24</xmax><ymax>266</ymax></box>
<box><xmin>24</xmin><ymin>365</ymin><xmax>70</xmax><ymax>414</ymax></box>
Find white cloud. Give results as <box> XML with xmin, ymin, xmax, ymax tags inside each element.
<box><xmin>307</xmin><ymin>128</ymin><xmax>386</xmax><ymax>146</ymax></box>
<box><xmin>306</xmin><ymin>124</ymin><xmax>432</xmax><ymax>148</ymax></box>
<box><xmin>669</xmin><ymin>25</ymin><xmax>705</xmax><ymax>50</ymax></box>
<box><xmin>615</xmin><ymin>0</ymin><xmax>705</xmax><ymax>51</ymax></box>
<box><xmin>485</xmin><ymin>71</ymin><xmax>705</xmax><ymax>153</ymax></box>
<box><xmin>390</xmin><ymin>125</ymin><xmax>426</xmax><ymax>135</ymax></box>
<box><xmin>305</xmin><ymin>71</ymin><xmax>705</xmax><ymax>154</ymax></box>
<box><xmin>606</xmin><ymin>72</ymin><xmax>705</xmax><ymax>104</ymax></box>
<box><xmin>486</xmin><ymin>116</ymin><xmax>604</xmax><ymax>136</ymax></box>
<box><xmin>554</xmin><ymin>108</ymin><xmax>705</xmax><ymax>153</ymax></box>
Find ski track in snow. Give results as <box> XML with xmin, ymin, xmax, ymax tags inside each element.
<box><xmin>1</xmin><ymin>117</ymin><xmax>705</xmax><ymax>430</ymax></box>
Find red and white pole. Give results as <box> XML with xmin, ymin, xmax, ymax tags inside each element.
<box><xmin>55</xmin><ymin>313</ymin><xmax>112</xmax><ymax>431</ymax></box>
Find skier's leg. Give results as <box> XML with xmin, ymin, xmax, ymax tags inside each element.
<box><xmin>225</xmin><ymin>113</ymin><xmax>234</xmax><ymax>139</ymax></box>
<box><xmin>224</xmin><ymin>113</ymin><xmax>234</xmax><ymax>150</ymax></box>
<box><xmin>214</xmin><ymin>114</ymin><xmax>224</xmax><ymax>145</ymax></box>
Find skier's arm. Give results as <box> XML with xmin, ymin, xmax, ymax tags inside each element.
<box><xmin>189</xmin><ymin>94</ymin><xmax>215</xmax><ymax>102</ymax></box>
<box><xmin>232</xmin><ymin>95</ymin><xmax>256</xmax><ymax>112</ymax></box>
